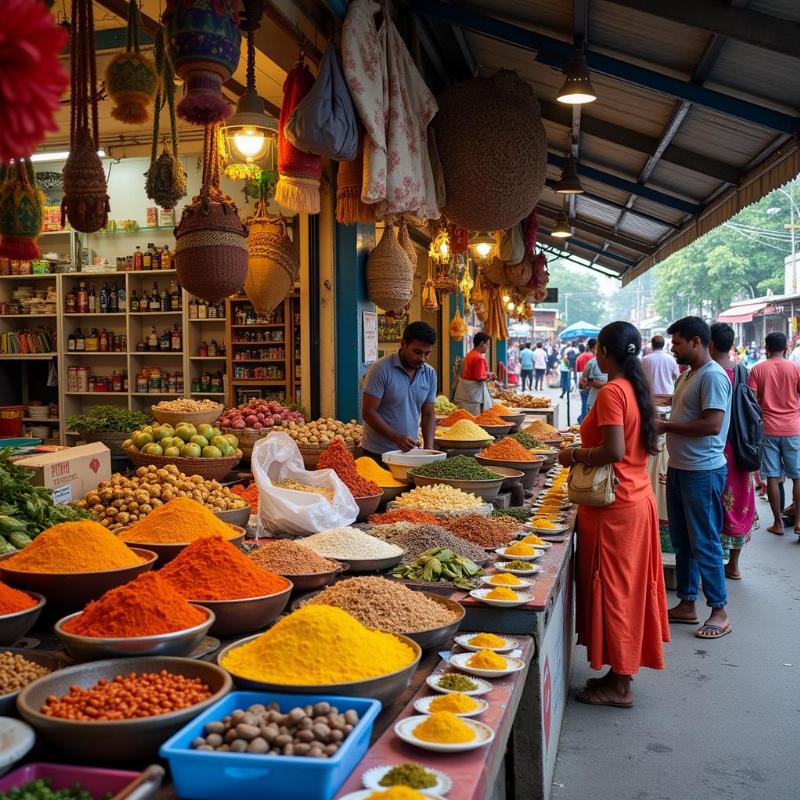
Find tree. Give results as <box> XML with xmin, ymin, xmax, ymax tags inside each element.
<box><xmin>540</xmin><ymin>258</ymin><xmax>606</xmax><ymax>325</ymax></box>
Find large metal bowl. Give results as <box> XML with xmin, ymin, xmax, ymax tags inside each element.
<box><xmin>410</xmin><ymin>472</ymin><xmax>504</xmax><ymax>502</ymax></box>
<box><xmin>382</xmin><ymin>449</ymin><xmax>447</xmax><ymax>483</ymax></box>
<box><xmin>17</xmin><ymin>656</ymin><xmax>232</xmax><ymax>761</ymax></box>
<box><xmin>213</xmin><ymin>506</ymin><xmax>252</xmax><ymax>529</ymax></box>
<box><xmin>405</xmin><ymin>594</ymin><xmax>465</xmax><ymax>650</ymax></box>
<box><xmin>0</xmin><ymin>592</ymin><xmax>45</xmax><ymax>646</ymax></box>
<box><xmin>0</xmin><ymin>549</ymin><xmax>157</xmax><ymax>613</ymax></box>
<box><xmin>379</xmin><ymin>484</ymin><xmax>409</xmax><ymax>505</ymax></box>
<box><xmin>433</xmin><ymin>437</ymin><xmax>494</xmax><ymax>453</ymax></box>
<box><xmin>115</xmin><ymin>527</ymin><xmax>245</xmax><ymax>566</ymax></box>
<box><xmin>277</xmin><ymin>562</ymin><xmax>348</xmax><ymax>592</ymax></box>
<box><xmin>343</xmin><ymin>551</ymin><xmax>405</xmax><ymax>573</ymax></box>
<box><xmin>192</xmin><ymin>582</ymin><xmax>293</xmax><ymax>637</ymax></box>
<box><xmin>0</xmin><ymin>647</ymin><xmax>66</xmax><ymax>716</ymax></box>
<box><xmin>217</xmin><ymin>633</ymin><xmax>422</xmax><ymax>706</ymax></box>
<box><xmin>498</xmin><ymin>412</ymin><xmax>527</xmax><ymax>428</ymax></box>
<box><xmin>488</xmin><ymin>466</ymin><xmax>526</xmax><ymax>490</ymax></box>
<box><xmin>354</xmin><ymin>493</ymin><xmax>382</xmax><ymax>522</ymax></box>
<box><xmin>54</xmin><ymin>606</ymin><xmax>215</xmax><ymax>661</ymax></box>
<box><xmin>476</xmin><ymin>423</ymin><xmax>514</xmax><ymax>438</ymax></box>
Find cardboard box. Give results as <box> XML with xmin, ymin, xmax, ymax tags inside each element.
<box><xmin>16</xmin><ymin>442</ymin><xmax>111</xmax><ymax>504</ymax></box>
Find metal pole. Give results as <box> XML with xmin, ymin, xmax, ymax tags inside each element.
<box><xmin>791</xmin><ymin>189</ymin><xmax>796</xmax><ymax>294</ymax></box>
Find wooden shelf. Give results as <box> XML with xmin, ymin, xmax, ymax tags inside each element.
<box><xmin>0</xmin><ymin>353</ymin><xmax>56</xmax><ymax>360</ymax></box>
<box><xmin>130</xmin><ymin>310</ymin><xmax>182</xmax><ymax>316</ymax></box>
<box><xmin>64</xmin><ymin>312</ymin><xmax>126</xmax><ymax>317</ymax></box>
<box><xmin>65</xmin><ymin>351</ymin><xmax>127</xmax><ymax>356</ymax></box>
<box><xmin>0</xmin><ymin>273</ymin><xmax>56</xmax><ymax>279</ymax></box>
<box><xmin>131</xmin><ymin>351</ymin><xmax>184</xmax><ymax>356</ymax></box>
<box><xmin>0</xmin><ymin>314</ymin><xmax>57</xmax><ymax>318</ymax></box>
<box><xmin>190</xmin><ymin>356</ymin><xmax>226</xmax><ymax>361</ymax></box>
<box><xmin>22</xmin><ymin>417</ymin><xmax>60</xmax><ymax>423</ymax></box>
<box><xmin>130</xmin><ymin>392</ymin><xmax>181</xmax><ymax>397</ymax></box>
<box><xmin>64</xmin><ymin>392</ymin><xmax>128</xmax><ymax>396</ymax></box>
<box><xmin>188</xmin><ymin>318</ymin><xmax>226</xmax><ymax>323</ymax></box>
<box><xmin>231</xmin><ymin>359</ymin><xmax>287</xmax><ymax>364</ymax></box>
<box><xmin>230</xmin><ymin>324</ymin><xmax>285</xmax><ymax>329</ymax></box>
<box><xmin>231</xmin><ymin>379</ymin><xmax>286</xmax><ymax>385</ymax></box>
<box><xmin>190</xmin><ymin>392</ymin><xmax>226</xmax><ymax>397</ymax></box>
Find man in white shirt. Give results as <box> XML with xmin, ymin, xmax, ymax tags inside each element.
<box><xmin>643</xmin><ymin>335</ymin><xmax>680</xmax><ymax>401</ymax></box>
<box><xmin>533</xmin><ymin>343</ymin><xmax>548</xmax><ymax>390</ymax></box>
<box><xmin>789</xmin><ymin>338</ymin><xmax>800</xmax><ymax>365</ymax></box>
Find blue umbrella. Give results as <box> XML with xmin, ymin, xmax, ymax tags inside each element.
<box><xmin>558</xmin><ymin>320</ymin><xmax>601</xmax><ymax>340</ymax></box>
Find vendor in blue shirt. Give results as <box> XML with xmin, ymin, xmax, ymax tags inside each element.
<box><xmin>361</xmin><ymin>321</ymin><xmax>438</xmax><ymax>458</ymax></box>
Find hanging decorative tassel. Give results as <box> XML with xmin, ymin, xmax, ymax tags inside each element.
<box><xmin>105</xmin><ymin>0</ymin><xmax>158</xmax><ymax>125</ymax></box>
<box><xmin>336</xmin><ymin>132</ymin><xmax>376</xmax><ymax>224</ymax></box>
<box><xmin>174</xmin><ymin>122</ymin><xmax>248</xmax><ymax>302</ymax></box>
<box><xmin>61</xmin><ymin>0</ymin><xmax>109</xmax><ymax>233</ymax></box>
<box><xmin>450</xmin><ymin>307</ymin><xmax>467</xmax><ymax>341</ymax></box>
<box><xmin>163</xmin><ymin>0</ymin><xmax>241</xmax><ymax>125</ymax></box>
<box><xmin>0</xmin><ymin>160</ymin><xmax>45</xmax><ymax>260</ymax></box>
<box><xmin>275</xmin><ymin>61</ymin><xmax>322</xmax><ymax>214</ymax></box>
<box><xmin>145</xmin><ymin>27</ymin><xmax>187</xmax><ymax>209</ymax></box>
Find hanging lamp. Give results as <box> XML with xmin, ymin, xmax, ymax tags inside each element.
<box><xmin>468</xmin><ymin>232</ymin><xmax>495</xmax><ymax>258</ymax></box>
<box><xmin>551</xmin><ymin>209</ymin><xmax>573</xmax><ymax>239</ymax></box>
<box><xmin>554</xmin><ymin>155</ymin><xmax>583</xmax><ymax>194</ymax></box>
<box><xmin>557</xmin><ymin>43</ymin><xmax>597</xmax><ymax>105</ymax></box>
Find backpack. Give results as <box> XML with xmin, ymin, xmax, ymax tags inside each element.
<box><xmin>728</xmin><ymin>364</ymin><xmax>764</xmax><ymax>472</ymax></box>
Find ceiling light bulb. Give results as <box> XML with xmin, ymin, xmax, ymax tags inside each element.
<box><xmin>552</xmin><ymin>211</ymin><xmax>573</xmax><ymax>239</ymax></box>
<box><xmin>557</xmin><ymin>48</ymin><xmax>597</xmax><ymax>105</ymax></box>
<box><xmin>233</xmin><ymin>129</ymin><xmax>267</xmax><ymax>159</ymax></box>
<box><xmin>502</xmin><ymin>294</ymin><xmax>510</xmax><ymax>303</ymax></box>
<box><xmin>475</xmin><ymin>241</ymin><xmax>493</xmax><ymax>257</ymax></box>
<box><xmin>439</xmin><ymin>241</ymin><xmax>449</xmax><ymax>256</ymax></box>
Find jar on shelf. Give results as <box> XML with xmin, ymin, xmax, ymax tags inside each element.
<box><xmin>198</xmin><ymin>341</ymin><xmax>208</xmax><ymax>357</ymax></box>
<box><xmin>136</xmin><ymin>370</ymin><xmax>148</xmax><ymax>394</ymax></box>
<box><xmin>148</xmin><ymin>367</ymin><xmax>162</xmax><ymax>393</ymax></box>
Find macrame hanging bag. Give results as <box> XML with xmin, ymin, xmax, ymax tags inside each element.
<box><xmin>174</xmin><ymin>123</ymin><xmax>248</xmax><ymax>302</ymax></box>
<box><xmin>61</xmin><ymin>0</ymin><xmax>109</xmax><ymax>233</ymax></box>
<box><xmin>0</xmin><ymin>160</ymin><xmax>45</xmax><ymax>260</ymax></box>
<box><xmin>397</xmin><ymin>217</ymin><xmax>417</xmax><ymax>271</ymax></box>
<box><xmin>145</xmin><ymin>28</ymin><xmax>187</xmax><ymax>209</ymax></box>
<box><xmin>105</xmin><ymin>0</ymin><xmax>158</xmax><ymax>125</ymax></box>
<box><xmin>245</xmin><ymin>201</ymin><xmax>299</xmax><ymax>317</ymax></box>
<box><xmin>366</xmin><ymin>222</ymin><xmax>413</xmax><ymax>313</ymax></box>
<box><xmin>163</xmin><ymin>0</ymin><xmax>241</xmax><ymax>125</ymax></box>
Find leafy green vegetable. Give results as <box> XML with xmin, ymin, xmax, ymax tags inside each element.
<box><xmin>66</xmin><ymin>406</ymin><xmax>151</xmax><ymax>434</ymax></box>
<box><xmin>391</xmin><ymin>547</ymin><xmax>483</xmax><ymax>589</ymax></box>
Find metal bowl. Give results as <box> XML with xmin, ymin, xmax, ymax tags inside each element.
<box><xmin>217</xmin><ymin>633</ymin><xmax>422</xmax><ymax>706</ymax></box>
<box><xmin>0</xmin><ymin>647</ymin><xmax>66</xmax><ymax>716</ymax></box>
<box><xmin>476</xmin><ymin>423</ymin><xmax>514</xmax><ymax>438</ymax></box>
<box><xmin>277</xmin><ymin>563</ymin><xmax>348</xmax><ymax>592</ymax></box>
<box><xmin>193</xmin><ymin>582</ymin><xmax>293</xmax><ymax>637</ymax></box>
<box><xmin>0</xmin><ymin>592</ymin><xmax>45</xmax><ymax>646</ymax></box>
<box><xmin>115</xmin><ymin>527</ymin><xmax>245</xmax><ymax>566</ymax></box>
<box><xmin>379</xmin><ymin>483</ymin><xmax>409</xmax><ymax>504</ymax></box>
<box><xmin>382</xmin><ymin>449</ymin><xmax>447</xmax><ymax>483</ymax></box>
<box><xmin>0</xmin><ymin>550</ymin><xmax>157</xmax><ymax>613</ymax></box>
<box><xmin>213</xmin><ymin>506</ymin><xmax>252</xmax><ymax>528</ymax></box>
<box><xmin>354</xmin><ymin>493</ymin><xmax>382</xmax><ymax>522</ymax></box>
<box><xmin>343</xmin><ymin>551</ymin><xmax>405</xmax><ymax>573</ymax></box>
<box><xmin>476</xmin><ymin>454</ymin><xmax>544</xmax><ymax>491</ymax></box>
<box><xmin>410</xmin><ymin>472</ymin><xmax>504</xmax><ymax>502</ymax></box>
<box><xmin>498</xmin><ymin>412</ymin><xmax>526</xmax><ymax>428</ymax></box>
<box><xmin>17</xmin><ymin>656</ymin><xmax>232</xmax><ymax>761</ymax></box>
<box><xmin>487</xmin><ymin>466</ymin><xmax>525</xmax><ymax>490</ymax></box>
<box><xmin>54</xmin><ymin>606</ymin><xmax>215</xmax><ymax>662</ymax></box>
<box><xmin>433</xmin><ymin>437</ymin><xmax>494</xmax><ymax>453</ymax></box>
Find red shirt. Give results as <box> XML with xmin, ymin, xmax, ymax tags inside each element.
<box><xmin>748</xmin><ymin>357</ymin><xmax>800</xmax><ymax>436</ymax></box>
<box><xmin>462</xmin><ymin>349</ymin><xmax>488</xmax><ymax>380</ymax></box>
<box><xmin>576</xmin><ymin>351</ymin><xmax>593</xmax><ymax>375</ymax></box>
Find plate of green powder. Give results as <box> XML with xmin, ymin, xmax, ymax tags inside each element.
<box><xmin>426</xmin><ymin>671</ymin><xmax>492</xmax><ymax>696</ymax></box>
<box><xmin>362</xmin><ymin>763</ymin><xmax>452</xmax><ymax>795</ymax></box>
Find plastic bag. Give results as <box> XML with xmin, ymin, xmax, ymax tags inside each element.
<box><xmin>251</xmin><ymin>432</ymin><xmax>358</xmax><ymax>535</ymax></box>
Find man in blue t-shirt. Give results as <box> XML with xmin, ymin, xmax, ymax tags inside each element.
<box><xmin>519</xmin><ymin>343</ymin><xmax>535</xmax><ymax>392</ymax></box>
<box><xmin>658</xmin><ymin>316</ymin><xmax>732</xmax><ymax>641</ymax></box>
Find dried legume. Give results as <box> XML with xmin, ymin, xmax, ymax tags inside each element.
<box><xmin>442</xmin><ymin>515</ymin><xmax>517</xmax><ymax>549</ymax></box>
<box><xmin>411</xmin><ymin>455</ymin><xmax>501</xmax><ymax>481</ymax></box>
<box><xmin>247</xmin><ymin>540</ymin><xmax>339</xmax><ymax>575</ymax></box>
<box><xmin>388</xmin><ymin>525</ymin><xmax>487</xmax><ymax>564</ymax></box>
<box><xmin>302</xmin><ymin>527</ymin><xmax>403</xmax><ymax>561</ymax></box>
<box><xmin>0</xmin><ymin>651</ymin><xmax>52</xmax><ymax>694</ymax></box>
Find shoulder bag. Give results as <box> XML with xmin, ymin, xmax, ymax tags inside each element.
<box><xmin>567</xmin><ymin>461</ymin><xmax>617</xmax><ymax>507</ymax></box>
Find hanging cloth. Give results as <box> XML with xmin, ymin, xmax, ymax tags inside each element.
<box><xmin>275</xmin><ymin>63</ymin><xmax>323</xmax><ymax>214</ymax></box>
<box><xmin>335</xmin><ymin>127</ymin><xmax>375</xmax><ymax>224</ymax></box>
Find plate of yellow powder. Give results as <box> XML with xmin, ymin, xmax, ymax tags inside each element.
<box><xmin>480</xmin><ymin>573</ymin><xmax>534</xmax><ymax>590</ymax></box>
<box><xmin>493</xmin><ymin>544</ymin><xmax>543</xmax><ymax>561</ymax></box>
<box><xmin>449</xmin><ymin>651</ymin><xmax>526</xmax><ymax>679</ymax></box>
<box><xmin>414</xmin><ymin>692</ymin><xmax>489</xmax><ymax>717</ymax></box>
<box><xmin>454</xmin><ymin>632</ymin><xmax>519</xmax><ymax>653</ymax></box>
<box><xmin>394</xmin><ymin>712</ymin><xmax>495</xmax><ymax>753</ymax></box>
<box><xmin>341</xmin><ymin>789</ymin><xmax>448</xmax><ymax>800</ymax></box>
<box><xmin>468</xmin><ymin>587</ymin><xmax>532</xmax><ymax>608</ymax></box>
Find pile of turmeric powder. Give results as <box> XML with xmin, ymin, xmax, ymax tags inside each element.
<box><xmin>119</xmin><ymin>497</ymin><xmax>241</xmax><ymax>544</ymax></box>
<box><xmin>355</xmin><ymin>457</ymin><xmax>405</xmax><ymax>487</ymax></box>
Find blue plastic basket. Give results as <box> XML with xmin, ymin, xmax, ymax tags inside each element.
<box><xmin>160</xmin><ymin>691</ymin><xmax>381</xmax><ymax>800</ymax></box>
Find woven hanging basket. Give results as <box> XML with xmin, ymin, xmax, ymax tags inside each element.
<box><xmin>366</xmin><ymin>222</ymin><xmax>413</xmax><ymax>312</ymax></box>
<box><xmin>397</xmin><ymin>218</ymin><xmax>417</xmax><ymax>270</ymax></box>
<box><xmin>245</xmin><ymin>209</ymin><xmax>299</xmax><ymax>317</ymax></box>
<box><xmin>433</xmin><ymin>70</ymin><xmax>546</xmax><ymax>230</ymax></box>
<box><xmin>62</xmin><ymin>126</ymin><xmax>109</xmax><ymax>233</ymax></box>
<box><xmin>0</xmin><ymin>161</ymin><xmax>45</xmax><ymax>260</ymax></box>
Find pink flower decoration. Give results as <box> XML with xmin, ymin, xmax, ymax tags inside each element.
<box><xmin>0</xmin><ymin>0</ymin><xmax>68</xmax><ymax>163</ymax></box>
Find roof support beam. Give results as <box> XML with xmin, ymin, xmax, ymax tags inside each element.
<box><xmin>538</xmin><ymin>243</ymin><xmax>624</xmax><ymax>278</ymax></box>
<box><xmin>547</xmin><ymin>153</ymin><xmax>700</xmax><ymax>214</ymax></box>
<box><xmin>409</xmin><ymin>0</ymin><xmax>800</xmax><ymax>134</ymax></box>
<box><xmin>538</xmin><ymin>229</ymin><xmax>639</xmax><ymax>267</ymax></box>
<box><xmin>603</xmin><ymin>0</ymin><xmax>800</xmax><ymax>60</ymax></box>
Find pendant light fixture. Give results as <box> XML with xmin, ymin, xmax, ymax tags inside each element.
<box><xmin>557</xmin><ymin>41</ymin><xmax>596</xmax><ymax>105</ymax></box>
<box><xmin>222</xmin><ymin>28</ymin><xmax>278</xmax><ymax>163</ymax></box>
<box><xmin>554</xmin><ymin>155</ymin><xmax>583</xmax><ymax>194</ymax></box>
<box><xmin>551</xmin><ymin>208</ymin><xmax>573</xmax><ymax>239</ymax></box>
<box><xmin>468</xmin><ymin>231</ymin><xmax>495</xmax><ymax>258</ymax></box>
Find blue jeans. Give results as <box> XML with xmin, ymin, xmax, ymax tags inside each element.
<box><xmin>559</xmin><ymin>371</ymin><xmax>571</xmax><ymax>396</ymax></box>
<box><xmin>667</xmin><ymin>466</ymin><xmax>728</xmax><ymax>608</ymax></box>
<box><xmin>578</xmin><ymin>388</ymin><xmax>589</xmax><ymax>422</ymax></box>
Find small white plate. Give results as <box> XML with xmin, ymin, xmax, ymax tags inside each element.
<box><xmin>342</xmin><ymin>791</ymin><xmax>447</xmax><ymax>800</ymax></box>
<box><xmin>469</xmin><ymin>588</ymin><xmax>532</xmax><ymax>607</ymax></box>
<box><xmin>518</xmin><ymin>538</ymin><xmax>553</xmax><ymax>549</ymax></box>
<box><xmin>454</xmin><ymin>632</ymin><xmax>519</xmax><ymax>652</ymax></box>
<box><xmin>450</xmin><ymin>651</ymin><xmax>526</xmax><ymax>679</ymax></box>
<box><xmin>494</xmin><ymin>546</ymin><xmax>541</xmax><ymax>561</ymax></box>
<box><xmin>0</xmin><ymin>718</ymin><xmax>35</xmax><ymax>776</ymax></box>
<box><xmin>527</xmin><ymin>525</ymin><xmax>567</xmax><ymax>535</ymax></box>
<box><xmin>394</xmin><ymin>715</ymin><xmax>495</xmax><ymax>753</ymax></box>
<box><xmin>362</xmin><ymin>765</ymin><xmax>452</xmax><ymax>796</ymax></box>
<box><xmin>426</xmin><ymin>672</ymin><xmax>493</xmax><ymax>696</ymax></box>
<box><xmin>495</xmin><ymin>561</ymin><xmax>542</xmax><ymax>576</ymax></box>
<box><xmin>414</xmin><ymin>694</ymin><xmax>489</xmax><ymax>717</ymax></box>
<box><xmin>480</xmin><ymin>574</ymin><xmax>534</xmax><ymax>589</ymax></box>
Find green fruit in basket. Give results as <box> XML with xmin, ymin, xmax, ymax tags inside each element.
<box><xmin>142</xmin><ymin>425</ymin><xmax>153</xmax><ymax>435</ymax></box>
<box><xmin>132</xmin><ymin>431</ymin><xmax>153</xmax><ymax>449</ymax></box>
<box><xmin>152</xmin><ymin>424</ymin><xmax>174</xmax><ymax>441</ymax></box>
<box><xmin>180</xmin><ymin>443</ymin><xmax>202</xmax><ymax>458</ymax></box>
<box><xmin>141</xmin><ymin>443</ymin><xmax>164</xmax><ymax>457</ymax></box>
<box><xmin>210</xmin><ymin>435</ymin><xmax>228</xmax><ymax>450</ymax></box>
<box><xmin>202</xmin><ymin>445</ymin><xmax>223</xmax><ymax>459</ymax></box>
<box><xmin>163</xmin><ymin>446</ymin><xmax>181</xmax><ymax>457</ymax></box>
<box><xmin>123</xmin><ymin>438</ymin><xmax>133</xmax><ymax>450</ymax></box>
<box><xmin>197</xmin><ymin>423</ymin><xmax>216</xmax><ymax>440</ymax></box>
<box><xmin>223</xmin><ymin>433</ymin><xmax>239</xmax><ymax>449</ymax></box>
<box><xmin>219</xmin><ymin>443</ymin><xmax>234</xmax><ymax>457</ymax></box>
<box><xmin>175</xmin><ymin>424</ymin><xmax>197</xmax><ymax>442</ymax></box>
<box><xmin>189</xmin><ymin>435</ymin><xmax>209</xmax><ymax>448</ymax></box>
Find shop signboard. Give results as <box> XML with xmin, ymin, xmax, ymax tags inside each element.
<box><xmin>363</xmin><ymin>310</ymin><xmax>378</xmax><ymax>363</ymax></box>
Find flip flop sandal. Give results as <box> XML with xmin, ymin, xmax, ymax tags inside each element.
<box><xmin>767</xmin><ymin>528</ymin><xmax>785</xmax><ymax>536</ymax></box>
<box><xmin>668</xmin><ymin>613</ymin><xmax>700</xmax><ymax>625</ymax></box>
<box><xmin>585</xmin><ymin>676</ymin><xmax>634</xmax><ymax>689</ymax></box>
<box><xmin>694</xmin><ymin>622</ymin><xmax>732</xmax><ymax>640</ymax></box>
<box><xmin>575</xmin><ymin>687</ymin><xmax>634</xmax><ymax>709</ymax></box>
<box><xmin>725</xmin><ymin>572</ymin><xmax>742</xmax><ymax>581</ymax></box>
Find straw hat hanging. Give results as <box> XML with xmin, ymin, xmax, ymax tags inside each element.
<box><xmin>174</xmin><ymin>122</ymin><xmax>248</xmax><ymax>302</ymax></box>
<box><xmin>61</xmin><ymin>0</ymin><xmax>109</xmax><ymax>233</ymax></box>
<box><xmin>432</xmin><ymin>70</ymin><xmax>546</xmax><ymax>231</ymax></box>
<box><xmin>366</xmin><ymin>222</ymin><xmax>413</xmax><ymax>313</ymax></box>
<box><xmin>245</xmin><ymin>200</ymin><xmax>299</xmax><ymax>317</ymax></box>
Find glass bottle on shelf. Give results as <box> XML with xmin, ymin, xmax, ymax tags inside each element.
<box><xmin>118</xmin><ymin>282</ymin><xmax>126</xmax><ymax>311</ymax></box>
<box><xmin>246</xmin><ymin>306</ymin><xmax>256</xmax><ymax>325</ymax></box>
<box><xmin>171</xmin><ymin>324</ymin><xmax>181</xmax><ymax>352</ymax></box>
<box><xmin>143</xmin><ymin>244</ymin><xmax>153</xmax><ymax>270</ymax></box>
<box><xmin>89</xmin><ymin>284</ymin><xmax>97</xmax><ymax>313</ymax></box>
<box><xmin>65</xmin><ymin>286</ymin><xmax>77</xmax><ymax>313</ymax></box>
<box><xmin>159</xmin><ymin>328</ymin><xmax>170</xmax><ymax>351</ymax></box>
<box><xmin>75</xmin><ymin>328</ymin><xmax>85</xmax><ymax>351</ymax></box>
<box><xmin>99</xmin><ymin>328</ymin><xmax>109</xmax><ymax>352</ymax></box>
<box><xmin>188</xmin><ymin>298</ymin><xmax>197</xmax><ymax>319</ymax></box>
<box><xmin>133</xmin><ymin>246</ymin><xmax>143</xmax><ymax>271</ymax></box>
<box><xmin>198</xmin><ymin>299</ymin><xmax>208</xmax><ymax>319</ymax></box>
<box><xmin>148</xmin><ymin>326</ymin><xmax>158</xmax><ymax>351</ymax></box>
<box><xmin>77</xmin><ymin>282</ymin><xmax>88</xmax><ymax>314</ymax></box>
<box><xmin>208</xmin><ymin>339</ymin><xmax>218</xmax><ymax>357</ymax></box>
<box><xmin>153</xmin><ymin>245</ymin><xmax>162</xmax><ymax>270</ymax></box>
<box><xmin>98</xmin><ymin>284</ymin><xmax>107</xmax><ymax>314</ymax></box>
<box><xmin>199</xmin><ymin>341</ymin><xmax>208</xmax><ymax>357</ymax></box>
<box><xmin>67</xmin><ymin>330</ymin><xmax>76</xmax><ymax>351</ymax></box>
<box><xmin>160</xmin><ymin>286</ymin><xmax>169</xmax><ymax>312</ymax></box>
<box><xmin>150</xmin><ymin>283</ymin><xmax>160</xmax><ymax>311</ymax></box>
<box><xmin>208</xmin><ymin>301</ymin><xmax>217</xmax><ymax>319</ymax></box>
<box><xmin>161</xmin><ymin>244</ymin><xmax>171</xmax><ymax>270</ymax></box>
<box><xmin>109</xmin><ymin>282</ymin><xmax>119</xmax><ymax>313</ymax></box>
<box><xmin>85</xmin><ymin>328</ymin><xmax>98</xmax><ymax>352</ymax></box>
<box><xmin>169</xmin><ymin>280</ymin><xmax>179</xmax><ymax>311</ymax></box>
<box><xmin>130</xmin><ymin>289</ymin><xmax>140</xmax><ymax>312</ymax></box>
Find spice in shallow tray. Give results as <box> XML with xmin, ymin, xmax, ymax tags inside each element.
<box><xmin>435</xmin><ymin>420</ymin><xmax>490</xmax><ymax>441</ymax></box>
<box><xmin>504</xmin><ymin>542</ymin><xmax>537</xmax><ymax>557</ymax></box>
<box><xmin>484</xmin><ymin>586</ymin><xmax>519</xmax><ymax>601</ymax></box>
<box><xmin>221</xmin><ymin>605</ymin><xmax>417</xmax><ymax>684</ymax></box>
<box><xmin>318</xmin><ymin>439</ymin><xmax>381</xmax><ymax>498</ymax></box>
<box><xmin>442</xmin><ymin>514</ymin><xmax>516</xmax><ymax>549</ymax></box>
<box><xmin>392</xmin><ymin>484</ymin><xmax>483</xmax><ymax>511</ymax></box>
<box><xmin>411</xmin><ymin>455</ymin><xmax>501</xmax><ymax>481</ymax></box>
<box><xmin>413</xmin><ymin>711</ymin><xmax>475</xmax><ymax>743</ymax></box>
<box><xmin>301</xmin><ymin>576</ymin><xmax>459</xmax><ymax>634</ymax></box>
<box><xmin>368</xmin><ymin>509</ymin><xmax>442</xmax><ymax>526</ymax></box>
<box><xmin>247</xmin><ymin>539</ymin><xmax>339</xmax><ymax>575</ymax></box>
<box><xmin>511</xmin><ymin>431</ymin><xmax>546</xmax><ymax>450</ymax></box>
<box><xmin>302</xmin><ymin>527</ymin><xmax>403</xmax><ymax>561</ymax></box>
<box><xmin>473</xmin><ymin>409</ymin><xmax>508</xmax><ymax>426</ymax></box>
<box><xmin>481</xmin><ymin>437</ymin><xmax>538</xmax><ymax>461</ymax></box>
<box><xmin>378</xmin><ymin>763</ymin><xmax>438</xmax><ymax>790</ymax></box>
<box><xmin>428</xmin><ymin>692</ymin><xmax>479</xmax><ymax>714</ymax></box>
<box><xmin>437</xmin><ymin>673</ymin><xmax>478</xmax><ymax>692</ymax></box>
<box><xmin>0</xmin><ymin>651</ymin><xmax>52</xmax><ymax>694</ymax></box>
<box><xmin>4</xmin><ymin>520</ymin><xmax>144</xmax><ymax>573</ymax></box>
<box><xmin>41</xmin><ymin>670</ymin><xmax>212</xmax><ymax>720</ymax></box>
<box><xmin>440</xmin><ymin>408</ymin><xmax>475</xmax><ymax>426</ymax></box>
<box><xmin>391</xmin><ymin>547</ymin><xmax>483</xmax><ymax>588</ymax></box>
<box><xmin>469</xmin><ymin>632</ymin><xmax>507</xmax><ymax>648</ymax></box>
<box><xmin>355</xmin><ymin>457</ymin><xmax>406</xmax><ymax>487</ymax></box>
<box><xmin>503</xmin><ymin>559</ymin><xmax>536</xmax><ymax>570</ymax></box>
<box><xmin>490</xmin><ymin>573</ymin><xmax>522</xmax><ymax>586</ymax></box>
<box><xmin>160</xmin><ymin>536</ymin><xmax>289</xmax><ymax>600</ymax></box>
<box><xmin>61</xmin><ymin>572</ymin><xmax>207</xmax><ymax>638</ymax></box>
<box><xmin>468</xmin><ymin>650</ymin><xmax>508</xmax><ymax>670</ymax></box>
<box><xmin>0</xmin><ymin>581</ymin><xmax>37</xmax><ymax>614</ymax></box>
<box><xmin>273</xmin><ymin>479</ymin><xmax>334</xmax><ymax>502</ymax></box>
<box><xmin>119</xmin><ymin>497</ymin><xmax>239</xmax><ymax>544</ymax></box>
<box><xmin>492</xmin><ymin>507</ymin><xmax>531</xmax><ymax>522</ymax></box>
<box><xmin>389</xmin><ymin>524</ymin><xmax>487</xmax><ymax>564</ymax></box>
<box><xmin>368</xmin><ymin>789</ymin><xmax>429</xmax><ymax>800</ymax></box>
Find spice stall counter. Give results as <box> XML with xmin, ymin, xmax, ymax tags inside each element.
<box><xmin>335</xmin><ymin>638</ymin><xmax>534</xmax><ymax>800</ymax></box>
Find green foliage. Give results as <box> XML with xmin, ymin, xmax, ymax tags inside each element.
<box><xmin>66</xmin><ymin>406</ymin><xmax>151</xmax><ymax>434</ymax></box>
<box><xmin>540</xmin><ymin>258</ymin><xmax>607</xmax><ymax>325</ymax></box>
